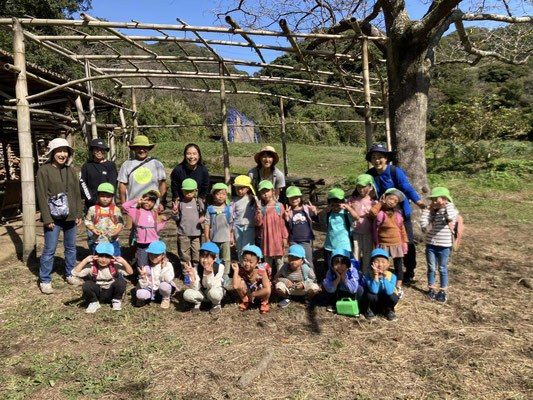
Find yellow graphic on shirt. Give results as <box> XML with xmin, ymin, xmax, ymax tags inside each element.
<box><xmin>134</xmin><ymin>167</ymin><xmax>153</xmax><ymax>184</ymax></box>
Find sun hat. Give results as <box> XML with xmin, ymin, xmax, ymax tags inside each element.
<box><xmin>384</xmin><ymin>188</ymin><xmax>405</xmax><ymax>202</ymax></box>
<box><xmin>211</xmin><ymin>182</ymin><xmax>230</xmax><ymax>195</ymax></box>
<box><xmin>147</xmin><ymin>241</ymin><xmax>166</xmax><ymax>255</ymax></box>
<box><xmin>141</xmin><ymin>189</ymin><xmax>160</xmax><ymax>199</ymax></box>
<box><xmin>200</xmin><ymin>242</ymin><xmax>220</xmax><ymax>255</ymax></box>
<box><xmin>331</xmin><ymin>248</ymin><xmax>351</xmax><ymax>260</ymax></box>
<box><xmin>328</xmin><ymin>188</ymin><xmax>345</xmax><ymax>201</ymax></box>
<box><xmin>285</xmin><ymin>186</ymin><xmax>302</xmax><ymax>199</ymax></box>
<box><xmin>254</xmin><ymin>145</ymin><xmax>279</xmax><ymax>164</ymax></box>
<box><xmin>370</xmin><ymin>248</ymin><xmax>389</xmax><ymax>261</ymax></box>
<box><xmin>233</xmin><ymin>175</ymin><xmax>256</xmax><ymax>196</ymax></box>
<box><xmin>429</xmin><ymin>187</ymin><xmax>453</xmax><ymax>203</ymax></box>
<box><xmin>242</xmin><ymin>244</ymin><xmax>262</xmax><ymax>260</ymax></box>
<box><xmin>257</xmin><ymin>180</ymin><xmax>274</xmax><ymax>192</ymax></box>
<box><xmin>89</xmin><ymin>138</ymin><xmax>109</xmax><ymax>151</ymax></box>
<box><xmin>288</xmin><ymin>244</ymin><xmax>306</xmax><ymax>259</ymax></box>
<box><xmin>97</xmin><ymin>183</ymin><xmax>115</xmax><ymax>194</ymax></box>
<box><xmin>95</xmin><ymin>242</ymin><xmax>114</xmax><ymax>256</ymax></box>
<box><xmin>181</xmin><ymin>178</ymin><xmax>198</xmax><ymax>191</ymax></box>
<box><xmin>129</xmin><ymin>135</ymin><xmax>155</xmax><ymax>148</ymax></box>
<box><xmin>365</xmin><ymin>143</ymin><xmax>394</xmax><ymax>162</ymax></box>
<box><xmin>355</xmin><ymin>174</ymin><xmax>377</xmax><ymax>195</ymax></box>
<box><xmin>45</xmin><ymin>138</ymin><xmax>74</xmax><ymax>165</ymax></box>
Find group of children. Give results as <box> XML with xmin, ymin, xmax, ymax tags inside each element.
<box><xmin>73</xmin><ymin>169</ymin><xmax>460</xmax><ymax>321</ymax></box>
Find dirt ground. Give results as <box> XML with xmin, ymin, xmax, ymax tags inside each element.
<box><xmin>0</xmin><ymin>192</ymin><xmax>532</xmax><ymax>399</ymax></box>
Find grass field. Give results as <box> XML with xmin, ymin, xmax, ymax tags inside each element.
<box><xmin>1</xmin><ymin>144</ymin><xmax>532</xmax><ymax>399</ymax></box>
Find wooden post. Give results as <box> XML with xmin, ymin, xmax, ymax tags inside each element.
<box><xmin>84</xmin><ymin>59</ymin><xmax>98</xmax><ymax>140</ymax></box>
<box><xmin>219</xmin><ymin>62</ymin><xmax>230</xmax><ymax>185</ymax></box>
<box><xmin>13</xmin><ymin>18</ymin><xmax>36</xmax><ymax>261</ymax></box>
<box><xmin>74</xmin><ymin>96</ymin><xmax>89</xmax><ymax>143</ymax></box>
<box><xmin>361</xmin><ymin>37</ymin><xmax>373</xmax><ymax>151</ymax></box>
<box><xmin>131</xmin><ymin>88</ymin><xmax>139</xmax><ymax>137</ymax></box>
<box><xmin>108</xmin><ymin>113</ymin><xmax>116</xmax><ymax>162</ymax></box>
<box><xmin>64</xmin><ymin>102</ymin><xmax>74</xmax><ymax>148</ymax></box>
<box><xmin>119</xmin><ymin>108</ymin><xmax>128</xmax><ymax>148</ymax></box>
<box><xmin>280</xmin><ymin>98</ymin><xmax>288</xmax><ymax>176</ymax></box>
<box><xmin>382</xmin><ymin>82</ymin><xmax>392</xmax><ymax>151</ymax></box>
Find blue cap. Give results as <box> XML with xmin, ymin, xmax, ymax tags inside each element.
<box><xmin>288</xmin><ymin>244</ymin><xmax>305</xmax><ymax>259</ymax></box>
<box><xmin>95</xmin><ymin>242</ymin><xmax>114</xmax><ymax>256</ymax></box>
<box><xmin>242</xmin><ymin>244</ymin><xmax>262</xmax><ymax>260</ymax></box>
<box><xmin>200</xmin><ymin>242</ymin><xmax>220</xmax><ymax>255</ymax></box>
<box><xmin>370</xmin><ymin>248</ymin><xmax>390</xmax><ymax>260</ymax></box>
<box><xmin>365</xmin><ymin>143</ymin><xmax>394</xmax><ymax>162</ymax></box>
<box><xmin>147</xmin><ymin>241</ymin><xmax>166</xmax><ymax>254</ymax></box>
<box><xmin>331</xmin><ymin>248</ymin><xmax>352</xmax><ymax>260</ymax></box>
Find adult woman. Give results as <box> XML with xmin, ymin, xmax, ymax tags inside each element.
<box><xmin>80</xmin><ymin>138</ymin><xmax>118</xmax><ymax>211</ymax></box>
<box><xmin>36</xmin><ymin>138</ymin><xmax>84</xmax><ymax>294</ymax></box>
<box><xmin>170</xmin><ymin>144</ymin><xmax>210</xmax><ymax>202</ymax></box>
<box><xmin>365</xmin><ymin>144</ymin><xmax>426</xmax><ymax>284</ymax></box>
<box><xmin>248</xmin><ymin>146</ymin><xmax>285</xmax><ymax>199</ymax></box>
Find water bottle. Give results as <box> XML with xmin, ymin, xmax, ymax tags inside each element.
<box><xmin>184</xmin><ymin>274</ymin><xmax>190</xmax><ymax>285</ymax></box>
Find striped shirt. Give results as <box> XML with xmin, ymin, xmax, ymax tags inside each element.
<box><xmin>420</xmin><ymin>203</ymin><xmax>458</xmax><ymax>247</ymax></box>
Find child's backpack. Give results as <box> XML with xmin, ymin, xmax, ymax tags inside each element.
<box><xmin>131</xmin><ymin>208</ymin><xmax>161</xmax><ymax>245</ymax></box>
<box><xmin>261</xmin><ymin>202</ymin><xmax>282</xmax><ymax>216</ymax></box>
<box><xmin>207</xmin><ymin>205</ymin><xmax>232</xmax><ymax>224</ymax></box>
<box><xmin>177</xmin><ymin>199</ymin><xmax>203</xmax><ymax>220</ymax></box>
<box><xmin>197</xmin><ymin>262</ymin><xmax>221</xmax><ymax>283</ymax></box>
<box><xmin>373</xmin><ymin>210</ymin><xmax>407</xmax><ymax>254</ymax></box>
<box><xmin>91</xmin><ymin>261</ymin><xmax>120</xmax><ymax>281</ymax></box>
<box><xmin>93</xmin><ymin>204</ymin><xmax>118</xmax><ymax>225</ymax></box>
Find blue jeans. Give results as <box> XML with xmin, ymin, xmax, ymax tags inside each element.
<box><xmin>234</xmin><ymin>225</ymin><xmax>255</xmax><ymax>261</ymax></box>
<box><xmin>40</xmin><ymin>220</ymin><xmax>78</xmax><ymax>283</ymax></box>
<box><xmin>426</xmin><ymin>244</ymin><xmax>450</xmax><ymax>288</ymax></box>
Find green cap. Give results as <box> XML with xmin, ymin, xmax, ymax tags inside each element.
<box><xmin>258</xmin><ymin>180</ymin><xmax>274</xmax><ymax>192</ymax></box>
<box><xmin>181</xmin><ymin>178</ymin><xmax>198</xmax><ymax>191</ymax></box>
<box><xmin>97</xmin><ymin>183</ymin><xmax>115</xmax><ymax>194</ymax></box>
<box><xmin>384</xmin><ymin>188</ymin><xmax>405</xmax><ymax>202</ymax></box>
<box><xmin>355</xmin><ymin>174</ymin><xmax>377</xmax><ymax>195</ymax></box>
<box><xmin>285</xmin><ymin>186</ymin><xmax>302</xmax><ymax>198</ymax></box>
<box><xmin>429</xmin><ymin>187</ymin><xmax>453</xmax><ymax>203</ymax></box>
<box><xmin>141</xmin><ymin>189</ymin><xmax>160</xmax><ymax>199</ymax></box>
<box><xmin>211</xmin><ymin>183</ymin><xmax>229</xmax><ymax>195</ymax></box>
<box><xmin>129</xmin><ymin>135</ymin><xmax>155</xmax><ymax>148</ymax></box>
<box><xmin>328</xmin><ymin>188</ymin><xmax>345</xmax><ymax>200</ymax></box>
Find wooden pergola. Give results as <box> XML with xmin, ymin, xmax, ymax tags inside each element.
<box><xmin>0</xmin><ymin>14</ymin><xmax>387</xmax><ymax>261</ymax></box>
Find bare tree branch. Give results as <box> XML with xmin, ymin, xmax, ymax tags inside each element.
<box><xmin>462</xmin><ymin>13</ymin><xmax>532</xmax><ymax>23</ymax></box>
<box><xmin>412</xmin><ymin>0</ymin><xmax>461</xmax><ymax>41</ymax></box>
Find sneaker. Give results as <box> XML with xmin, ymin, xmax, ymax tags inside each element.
<box><xmin>239</xmin><ymin>296</ymin><xmax>249</xmax><ymax>312</ymax></box>
<box><xmin>386</xmin><ymin>310</ymin><xmax>398</xmax><ymax>321</ymax></box>
<box><xmin>326</xmin><ymin>305</ymin><xmax>336</xmax><ymax>313</ymax></box>
<box><xmin>39</xmin><ymin>282</ymin><xmax>54</xmax><ymax>294</ymax></box>
<box><xmin>111</xmin><ymin>299</ymin><xmax>122</xmax><ymax>311</ymax></box>
<box><xmin>66</xmin><ymin>276</ymin><xmax>83</xmax><ymax>286</ymax></box>
<box><xmin>427</xmin><ymin>288</ymin><xmax>436</xmax><ymax>300</ymax></box>
<box><xmin>278</xmin><ymin>298</ymin><xmax>291</xmax><ymax>308</ymax></box>
<box><xmin>403</xmin><ymin>276</ymin><xmax>414</xmax><ymax>285</ymax></box>
<box><xmin>364</xmin><ymin>309</ymin><xmax>377</xmax><ymax>321</ymax></box>
<box><xmin>260</xmin><ymin>302</ymin><xmax>270</xmax><ymax>315</ymax></box>
<box><xmin>160</xmin><ymin>298</ymin><xmax>170</xmax><ymax>309</ymax></box>
<box><xmin>192</xmin><ymin>304</ymin><xmax>201</xmax><ymax>314</ymax></box>
<box><xmin>86</xmin><ymin>301</ymin><xmax>101</xmax><ymax>313</ymax></box>
<box><xmin>436</xmin><ymin>290</ymin><xmax>448</xmax><ymax>303</ymax></box>
<box><xmin>209</xmin><ymin>304</ymin><xmax>221</xmax><ymax>314</ymax></box>
<box><xmin>396</xmin><ymin>286</ymin><xmax>404</xmax><ymax>299</ymax></box>
<box><xmin>135</xmin><ymin>297</ymin><xmax>145</xmax><ymax>307</ymax></box>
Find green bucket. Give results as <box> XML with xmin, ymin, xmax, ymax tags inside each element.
<box><xmin>336</xmin><ymin>297</ymin><xmax>359</xmax><ymax>316</ymax></box>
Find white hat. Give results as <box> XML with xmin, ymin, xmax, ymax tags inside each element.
<box><xmin>46</xmin><ymin>138</ymin><xmax>74</xmax><ymax>165</ymax></box>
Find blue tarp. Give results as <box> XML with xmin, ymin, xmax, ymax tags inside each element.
<box><xmin>227</xmin><ymin>107</ymin><xmax>261</xmax><ymax>143</ymax></box>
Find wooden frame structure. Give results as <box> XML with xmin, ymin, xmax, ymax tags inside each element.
<box><xmin>0</xmin><ymin>14</ymin><xmax>387</xmax><ymax>261</ymax></box>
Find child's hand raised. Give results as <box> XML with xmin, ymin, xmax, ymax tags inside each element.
<box><xmin>160</xmin><ymin>215</ymin><xmax>168</xmax><ymax>222</ymax></box>
<box><xmin>172</xmin><ymin>199</ymin><xmax>179</xmax><ymax>214</ymax></box>
<box><xmin>284</xmin><ymin>207</ymin><xmax>290</xmax><ymax>222</ymax></box>
<box><xmin>231</xmin><ymin>262</ymin><xmax>240</xmax><ymax>273</ymax></box>
<box><xmin>113</xmin><ymin>255</ymin><xmax>127</xmax><ymax>265</ymax></box>
<box><xmin>83</xmin><ymin>255</ymin><xmax>95</xmax><ymax>264</ymax></box>
<box><xmin>137</xmin><ymin>266</ymin><xmax>147</xmax><ymax>280</ymax></box>
<box><xmin>307</xmin><ymin>201</ymin><xmax>317</xmax><ymax>214</ymax></box>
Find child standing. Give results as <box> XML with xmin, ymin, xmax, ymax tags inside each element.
<box><xmin>122</xmin><ymin>189</ymin><xmax>167</xmax><ymax>268</ymax></box>
<box><xmin>135</xmin><ymin>241</ymin><xmax>177</xmax><ymax>309</ymax></box>
<box><xmin>231</xmin><ymin>175</ymin><xmax>257</xmax><ymax>261</ymax></box>
<box><xmin>322</xmin><ymin>248</ymin><xmax>363</xmax><ymax>313</ymax></box>
<box><xmin>183</xmin><ymin>242</ymin><xmax>226</xmax><ymax>314</ymax></box>
<box><xmin>347</xmin><ymin>174</ymin><xmax>378</xmax><ymax>274</ymax></box>
<box><xmin>318</xmin><ymin>188</ymin><xmax>355</xmax><ymax>270</ymax></box>
<box><xmin>274</xmin><ymin>244</ymin><xmax>320</xmax><ymax>308</ymax></box>
<box><xmin>362</xmin><ymin>248</ymin><xmax>399</xmax><ymax>321</ymax></box>
<box><xmin>284</xmin><ymin>186</ymin><xmax>318</xmax><ymax>271</ymax></box>
<box><xmin>172</xmin><ymin>178</ymin><xmax>205</xmax><ymax>282</ymax></box>
<box><xmin>84</xmin><ymin>183</ymin><xmax>123</xmax><ymax>257</ymax></box>
<box><xmin>231</xmin><ymin>245</ymin><xmax>271</xmax><ymax>314</ymax></box>
<box><xmin>72</xmin><ymin>242</ymin><xmax>133</xmax><ymax>313</ymax></box>
<box><xmin>255</xmin><ymin>180</ymin><xmax>288</xmax><ymax>276</ymax></box>
<box><xmin>204</xmin><ymin>183</ymin><xmax>235</xmax><ymax>275</ymax></box>
<box><xmin>368</xmin><ymin>188</ymin><xmax>408</xmax><ymax>298</ymax></box>
<box><xmin>420</xmin><ymin>187</ymin><xmax>459</xmax><ymax>303</ymax></box>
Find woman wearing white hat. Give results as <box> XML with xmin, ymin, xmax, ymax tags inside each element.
<box><xmin>247</xmin><ymin>146</ymin><xmax>285</xmax><ymax>200</ymax></box>
<box><xmin>36</xmin><ymin>138</ymin><xmax>84</xmax><ymax>294</ymax></box>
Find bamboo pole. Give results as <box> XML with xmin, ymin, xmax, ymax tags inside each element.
<box><xmin>107</xmin><ymin>113</ymin><xmax>116</xmax><ymax>162</ymax></box>
<box><xmin>219</xmin><ymin>63</ymin><xmax>230</xmax><ymax>185</ymax></box>
<box><xmin>131</xmin><ymin>88</ymin><xmax>139</xmax><ymax>137</ymax></box>
<box><xmin>0</xmin><ymin>105</ymin><xmax>77</xmax><ymax>123</ymax></box>
<box><xmin>382</xmin><ymin>82</ymin><xmax>392</xmax><ymax>150</ymax></box>
<box><xmin>225</xmin><ymin>16</ymin><xmax>267</xmax><ymax>63</ymax></box>
<box><xmin>119</xmin><ymin>109</ymin><xmax>128</xmax><ymax>147</ymax></box>
<box><xmin>280</xmin><ymin>98</ymin><xmax>288</xmax><ymax>176</ymax></box>
<box><xmin>126</xmin><ymin>120</ymin><xmax>382</xmax><ymax>129</ymax></box>
<box><xmin>12</xmin><ymin>18</ymin><xmax>36</xmax><ymax>261</ymax></box>
<box><xmin>279</xmin><ymin>19</ymin><xmax>314</xmax><ymax>83</ymax></box>
<box><xmin>74</xmin><ymin>96</ymin><xmax>89</xmax><ymax>146</ymax></box>
<box><xmin>361</xmin><ymin>37</ymin><xmax>373</xmax><ymax>151</ymax></box>
<box><xmin>84</xmin><ymin>59</ymin><xmax>98</xmax><ymax>140</ymax></box>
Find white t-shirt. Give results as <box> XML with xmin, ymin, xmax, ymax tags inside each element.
<box><xmin>117</xmin><ymin>157</ymin><xmax>166</xmax><ymax>202</ymax></box>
